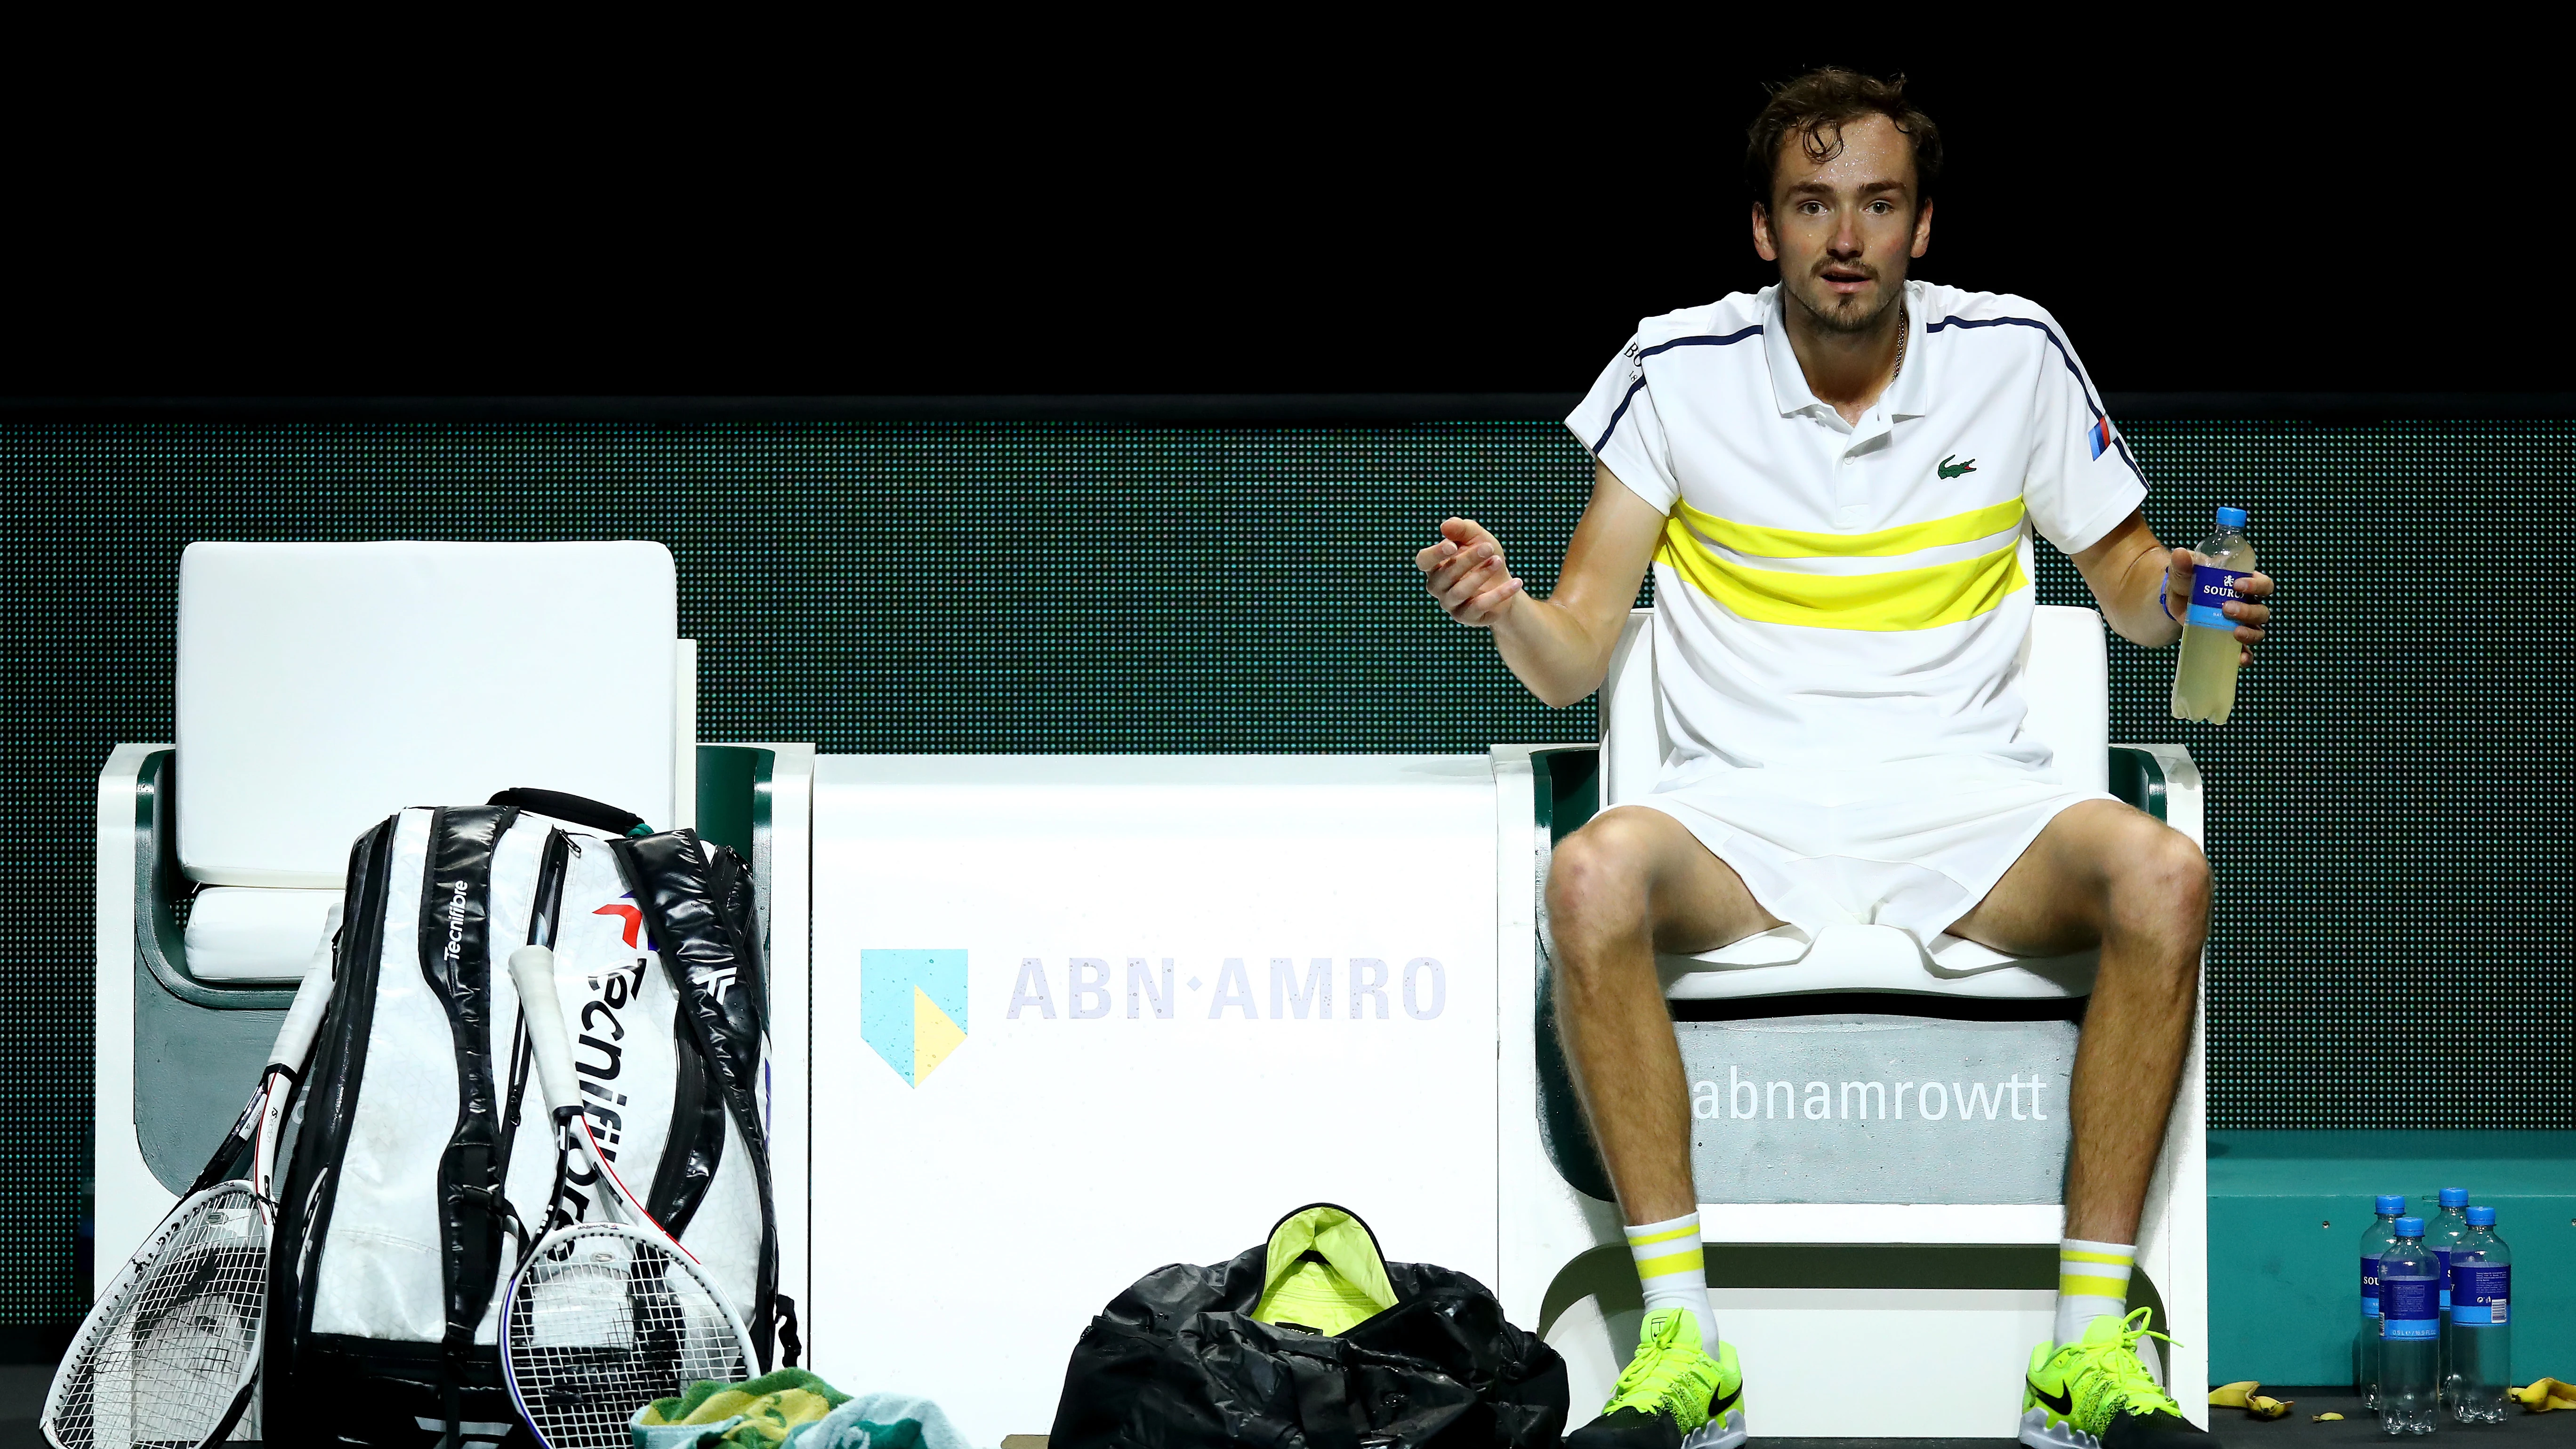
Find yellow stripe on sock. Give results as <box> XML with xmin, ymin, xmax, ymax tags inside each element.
<box><xmin>1627</xmin><ymin>1223</ymin><xmax>1701</xmax><ymax>1247</ymax></box>
<box><xmin>2059</xmin><ymin>1249</ymin><xmax>2135</xmax><ymax>1266</ymax></box>
<box><xmin>2060</xmin><ymin>1273</ymin><xmax>2132</xmax><ymax>1299</ymax></box>
<box><xmin>1635</xmin><ymin>1248</ymin><xmax>1706</xmax><ymax>1280</ymax></box>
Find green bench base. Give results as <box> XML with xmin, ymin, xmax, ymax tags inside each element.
<box><xmin>2209</xmin><ymin>1130</ymin><xmax>2576</xmax><ymax>1386</ymax></box>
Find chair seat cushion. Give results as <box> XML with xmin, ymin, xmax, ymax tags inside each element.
<box><xmin>185</xmin><ymin>886</ymin><xmax>341</xmax><ymax>982</ymax></box>
<box><xmin>1662</xmin><ymin>923</ymin><xmax>2096</xmax><ymax>1000</ymax></box>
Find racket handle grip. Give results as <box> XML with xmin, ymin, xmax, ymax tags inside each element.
<box><xmin>507</xmin><ymin>945</ymin><xmax>587</xmax><ymax>1119</ymax></box>
<box><xmin>269</xmin><ymin>950</ymin><xmax>338</xmax><ymax>1071</ymax></box>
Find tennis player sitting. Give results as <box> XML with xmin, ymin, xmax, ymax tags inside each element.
<box><xmin>1417</xmin><ymin>68</ymin><xmax>2273</xmax><ymax>1449</ymax></box>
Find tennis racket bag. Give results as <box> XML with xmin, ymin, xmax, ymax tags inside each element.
<box><xmin>263</xmin><ymin>794</ymin><xmax>783</xmax><ymax>1449</ymax></box>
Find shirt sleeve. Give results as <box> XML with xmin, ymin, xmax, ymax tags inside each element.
<box><xmin>1563</xmin><ymin>334</ymin><xmax>1682</xmax><ymax>513</ymax></box>
<box><xmin>2021</xmin><ymin>315</ymin><xmax>2147</xmax><ymax>555</ymax></box>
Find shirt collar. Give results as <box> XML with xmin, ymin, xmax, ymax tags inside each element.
<box><xmin>1883</xmin><ymin>280</ymin><xmax>1932</xmax><ymax>420</ymax></box>
<box><xmin>1760</xmin><ymin>279</ymin><xmax>1933</xmax><ymax>423</ymax></box>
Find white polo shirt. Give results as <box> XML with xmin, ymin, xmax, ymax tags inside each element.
<box><xmin>1566</xmin><ymin>279</ymin><xmax>2147</xmax><ymax>781</ymax></box>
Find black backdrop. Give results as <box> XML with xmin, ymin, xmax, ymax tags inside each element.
<box><xmin>13</xmin><ymin>39</ymin><xmax>2570</xmax><ymax>401</ymax></box>
<box><xmin>3</xmin><ymin>406</ymin><xmax>2572</xmax><ymax>1334</ymax></box>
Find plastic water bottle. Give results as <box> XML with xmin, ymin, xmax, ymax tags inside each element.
<box><xmin>2380</xmin><ymin>1216</ymin><xmax>2441</xmax><ymax>1434</ymax></box>
<box><xmin>2429</xmin><ymin>1188</ymin><xmax>2471</xmax><ymax>1399</ymax></box>
<box><xmin>2359</xmin><ymin>1194</ymin><xmax>2406</xmax><ymax>1405</ymax></box>
<box><xmin>2449</xmin><ymin>1207</ymin><xmax>2512</xmax><ymax>1424</ymax></box>
<box><xmin>2170</xmin><ymin>506</ymin><xmax>2257</xmax><ymax>723</ymax></box>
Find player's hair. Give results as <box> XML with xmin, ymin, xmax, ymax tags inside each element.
<box><xmin>1746</xmin><ymin>68</ymin><xmax>1942</xmax><ymax>211</ymax></box>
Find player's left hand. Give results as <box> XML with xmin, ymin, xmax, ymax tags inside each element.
<box><xmin>2166</xmin><ymin>547</ymin><xmax>2272</xmax><ymax>666</ymax></box>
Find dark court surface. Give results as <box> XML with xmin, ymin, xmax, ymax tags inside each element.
<box><xmin>11</xmin><ymin>1370</ymin><xmax>2576</xmax><ymax>1449</ymax></box>
<box><xmin>0</xmin><ymin>1364</ymin><xmax>48</xmax><ymax>1449</ymax></box>
<box><xmin>1762</xmin><ymin>1387</ymin><xmax>2576</xmax><ymax>1449</ymax></box>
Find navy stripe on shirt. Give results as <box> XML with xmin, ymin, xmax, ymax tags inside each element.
<box><xmin>1588</xmin><ymin>325</ymin><xmax>1763</xmax><ymax>456</ymax></box>
<box><xmin>1925</xmin><ymin>314</ymin><xmax>2150</xmax><ymax>491</ymax></box>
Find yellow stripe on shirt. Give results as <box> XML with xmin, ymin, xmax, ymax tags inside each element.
<box><xmin>1674</xmin><ymin>496</ymin><xmax>2027</xmax><ymax>559</ymax></box>
<box><xmin>1657</xmin><ymin>514</ymin><xmax>2031</xmax><ymax>632</ymax></box>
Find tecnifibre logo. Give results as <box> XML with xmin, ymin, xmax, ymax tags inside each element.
<box><xmin>439</xmin><ymin>879</ymin><xmax>469</xmax><ymax>959</ymax></box>
<box><xmin>1006</xmin><ymin>956</ymin><xmax>1448</xmax><ymax>1022</ymax></box>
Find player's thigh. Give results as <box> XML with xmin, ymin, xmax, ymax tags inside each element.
<box><xmin>1546</xmin><ymin>804</ymin><xmax>1782</xmax><ymax>953</ymax></box>
<box><xmin>1947</xmin><ymin>798</ymin><xmax>2199</xmax><ymax>957</ymax></box>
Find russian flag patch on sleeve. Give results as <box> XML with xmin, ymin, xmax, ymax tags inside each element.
<box><xmin>2086</xmin><ymin>416</ymin><xmax>2115</xmax><ymax>459</ymax></box>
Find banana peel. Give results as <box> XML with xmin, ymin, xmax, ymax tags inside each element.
<box><xmin>2513</xmin><ymin>1378</ymin><xmax>2576</xmax><ymax>1412</ymax></box>
<box><xmin>2207</xmin><ymin>1383</ymin><xmax>2292</xmax><ymax>1419</ymax></box>
<box><xmin>2312</xmin><ymin>1413</ymin><xmax>2344</xmax><ymax>1422</ymax></box>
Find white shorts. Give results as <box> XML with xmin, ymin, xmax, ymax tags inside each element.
<box><xmin>1631</xmin><ymin>753</ymin><xmax>2119</xmax><ymax>945</ymax></box>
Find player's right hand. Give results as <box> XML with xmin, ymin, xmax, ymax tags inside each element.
<box><xmin>1417</xmin><ymin>516</ymin><xmax>1523</xmax><ymax>627</ymax></box>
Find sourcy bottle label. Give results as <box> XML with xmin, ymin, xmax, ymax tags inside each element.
<box><xmin>2383</xmin><ymin>1277</ymin><xmax>2440</xmax><ymax>1339</ymax></box>
<box><xmin>2455</xmin><ymin>1264</ymin><xmax>2510</xmax><ymax>1326</ymax></box>
<box><xmin>2360</xmin><ymin>1256</ymin><xmax>2383</xmax><ymax>1316</ymax></box>
<box><xmin>2187</xmin><ymin>564</ymin><xmax>2246</xmax><ymax>630</ymax></box>
<box><xmin>2436</xmin><ymin>1247</ymin><xmax>2456</xmax><ymax>1309</ymax></box>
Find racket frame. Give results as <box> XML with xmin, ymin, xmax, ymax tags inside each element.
<box><xmin>41</xmin><ymin>960</ymin><xmax>337</xmax><ymax>1449</ymax></box>
<box><xmin>498</xmin><ymin>945</ymin><xmax>757</xmax><ymax>1447</ymax></box>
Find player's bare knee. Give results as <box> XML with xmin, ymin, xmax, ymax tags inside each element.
<box><xmin>1545</xmin><ymin>816</ymin><xmax>1656</xmax><ymax>954</ymax></box>
<box><xmin>2106</xmin><ymin>825</ymin><xmax>2210</xmax><ymax>954</ymax></box>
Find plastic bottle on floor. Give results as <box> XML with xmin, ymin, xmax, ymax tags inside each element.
<box><xmin>2359</xmin><ymin>1194</ymin><xmax>2406</xmax><ymax>1406</ymax></box>
<box><xmin>2428</xmin><ymin>1187</ymin><xmax>2471</xmax><ymax>1401</ymax></box>
<box><xmin>2379</xmin><ymin>1216</ymin><xmax>2441</xmax><ymax>1435</ymax></box>
<box><xmin>2170</xmin><ymin>506</ymin><xmax>2257</xmax><ymax>723</ymax></box>
<box><xmin>2448</xmin><ymin>1207</ymin><xmax>2512</xmax><ymax>1425</ymax></box>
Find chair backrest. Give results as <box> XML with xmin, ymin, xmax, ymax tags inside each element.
<box><xmin>176</xmin><ymin>541</ymin><xmax>680</xmax><ymax>886</ymax></box>
<box><xmin>1600</xmin><ymin>604</ymin><xmax>2110</xmax><ymax>807</ymax></box>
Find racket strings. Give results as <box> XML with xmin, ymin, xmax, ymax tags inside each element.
<box><xmin>50</xmin><ymin>1186</ymin><xmax>266</xmax><ymax>1449</ymax></box>
<box><xmin>504</xmin><ymin>1226</ymin><xmax>749</xmax><ymax>1449</ymax></box>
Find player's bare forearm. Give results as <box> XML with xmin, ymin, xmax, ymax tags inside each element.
<box><xmin>2072</xmin><ymin>509</ymin><xmax>2183</xmax><ymax>649</ymax></box>
<box><xmin>1490</xmin><ymin>592</ymin><xmax>1624</xmax><ymax>708</ymax></box>
<box><xmin>2070</xmin><ymin>507</ymin><xmax>2274</xmax><ymax>665</ymax></box>
<box><xmin>1417</xmin><ymin>462</ymin><xmax>1666</xmax><ymax>708</ymax></box>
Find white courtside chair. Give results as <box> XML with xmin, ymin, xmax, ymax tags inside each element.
<box><xmin>1493</xmin><ymin>604</ymin><xmax>2207</xmax><ymax>1437</ymax></box>
<box><xmin>94</xmin><ymin>541</ymin><xmax>814</xmax><ymax>1333</ymax></box>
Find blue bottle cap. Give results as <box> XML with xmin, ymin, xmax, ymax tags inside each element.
<box><xmin>2395</xmin><ymin>1216</ymin><xmax>2425</xmax><ymax>1237</ymax></box>
<box><xmin>2215</xmin><ymin>506</ymin><xmax>2248</xmax><ymax>529</ymax></box>
<box><xmin>2375</xmin><ymin>1194</ymin><xmax>2407</xmax><ymax>1215</ymax></box>
<box><xmin>2467</xmin><ymin>1206</ymin><xmax>2496</xmax><ymax>1227</ymax></box>
<box><xmin>2441</xmin><ymin>1187</ymin><xmax>2470</xmax><ymax>1208</ymax></box>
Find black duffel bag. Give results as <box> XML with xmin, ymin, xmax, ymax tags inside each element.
<box><xmin>1049</xmin><ymin>1202</ymin><xmax>1567</xmax><ymax>1449</ymax></box>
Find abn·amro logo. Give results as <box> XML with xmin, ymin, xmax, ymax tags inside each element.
<box><xmin>860</xmin><ymin>949</ymin><xmax>967</xmax><ymax>1087</ymax></box>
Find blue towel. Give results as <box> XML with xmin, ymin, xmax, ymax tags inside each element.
<box><xmin>795</xmin><ymin>1393</ymin><xmax>976</xmax><ymax>1449</ymax></box>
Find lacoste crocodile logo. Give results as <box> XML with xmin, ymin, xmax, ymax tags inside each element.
<box><xmin>1939</xmin><ymin>455</ymin><xmax>1978</xmax><ymax>479</ymax></box>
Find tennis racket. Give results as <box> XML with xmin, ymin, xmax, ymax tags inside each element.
<box><xmin>499</xmin><ymin>944</ymin><xmax>756</xmax><ymax>1449</ymax></box>
<box><xmin>44</xmin><ymin>958</ymin><xmax>338</xmax><ymax>1449</ymax></box>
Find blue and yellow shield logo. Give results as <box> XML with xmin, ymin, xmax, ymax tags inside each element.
<box><xmin>861</xmin><ymin>949</ymin><xmax>967</xmax><ymax>1087</ymax></box>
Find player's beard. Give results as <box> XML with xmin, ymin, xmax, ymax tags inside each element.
<box><xmin>1791</xmin><ymin>268</ymin><xmax>1900</xmax><ymax>336</ymax></box>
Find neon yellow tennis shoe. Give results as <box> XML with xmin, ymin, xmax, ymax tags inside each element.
<box><xmin>2021</xmin><ymin>1308</ymin><xmax>2211</xmax><ymax>1449</ymax></box>
<box><xmin>1567</xmin><ymin>1306</ymin><xmax>1746</xmax><ymax>1449</ymax></box>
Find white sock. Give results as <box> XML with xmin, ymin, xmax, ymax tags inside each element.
<box><xmin>2053</xmin><ymin>1238</ymin><xmax>2135</xmax><ymax>1347</ymax></box>
<box><xmin>1627</xmin><ymin>1212</ymin><xmax>1720</xmax><ymax>1357</ymax></box>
